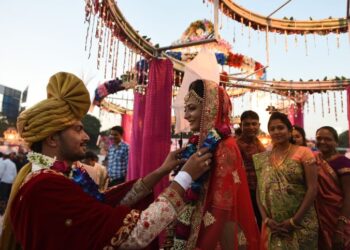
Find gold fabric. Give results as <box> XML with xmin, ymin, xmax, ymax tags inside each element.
<box><xmin>0</xmin><ymin>163</ymin><xmax>32</xmax><ymax>250</ymax></box>
<box><xmin>17</xmin><ymin>72</ymin><xmax>90</xmax><ymax>146</ymax></box>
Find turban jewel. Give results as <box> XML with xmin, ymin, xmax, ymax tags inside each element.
<box><xmin>17</xmin><ymin>72</ymin><xmax>91</xmax><ymax>146</ymax></box>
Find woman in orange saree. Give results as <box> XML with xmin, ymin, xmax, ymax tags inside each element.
<box><xmin>163</xmin><ymin>79</ymin><xmax>259</xmax><ymax>250</ymax></box>
<box><xmin>315</xmin><ymin>126</ymin><xmax>350</xmax><ymax>250</ymax></box>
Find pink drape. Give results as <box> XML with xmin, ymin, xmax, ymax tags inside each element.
<box><xmin>127</xmin><ymin>93</ymin><xmax>146</xmax><ymax>182</ymax></box>
<box><xmin>127</xmin><ymin>58</ymin><xmax>173</xmax><ymax>196</ymax></box>
<box><xmin>288</xmin><ymin>103</ymin><xmax>304</xmax><ymax>128</ymax></box>
<box><xmin>121</xmin><ymin>113</ymin><xmax>133</xmax><ymax>144</ymax></box>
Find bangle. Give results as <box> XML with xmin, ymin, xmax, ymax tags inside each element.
<box><xmin>338</xmin><ymin>215</ymin><xmax>350</xmax><ymax>225</ymax></box>
<box><xmin>264</xmin><ymin>217</ymin><xmax>270</xmax><ymax>224</ymax></box>
<box><xmin>289</xmin><ymin>218</ymin><xmax>298</xmax><ymax>228</ymax></box>
<box><xmin>173</xmin><ymin>171</ymin><xmax>192</xmax><ymax>190</ymax></box>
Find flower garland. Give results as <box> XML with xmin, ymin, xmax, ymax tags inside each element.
<box><xmin>27</xmin><ymin>152</ymin><xmax>105</xmax><ymax>202</ymax></box>
<box><xmin>166</xmin><ymin>51</ymin><xmax>265</xmax><ymax>79</ymax></box>
<box><xmin>172</xmin><ymin>125</ymin><xmax>231</xmax><ymax>244</ymax></box>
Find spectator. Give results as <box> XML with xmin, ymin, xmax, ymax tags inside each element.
<box><xmin>106</xmin><ymin>126</ymin><xmax>129</xmax><ymax>187</ymax></box>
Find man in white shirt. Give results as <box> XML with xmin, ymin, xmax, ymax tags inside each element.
<box><xmin>0</xmin><ymin>153</ymin><xmax>17</xmax><ymax>214</ymax></box>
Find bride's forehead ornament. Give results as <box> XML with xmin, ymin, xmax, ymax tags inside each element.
<box><xmin>184</xmin><ymin>89</ymin><xmax>203</xmax><ymax>105</ymax></box>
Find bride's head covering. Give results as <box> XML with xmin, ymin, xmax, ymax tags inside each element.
<box><xmin>173</xmin><ymin>49</ymin><xmax>220</xmax><ymax>134</ymax></box>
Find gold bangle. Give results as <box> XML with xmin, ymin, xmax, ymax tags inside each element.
<box><xmin>264</xmin><ymin>217</ymin><xmax>270</xmax><ymax>224</ymax></box>
<box><xmin>338</xmin><ymin>215</ymin><xmax>350</xmax><ymax>225</ymax></box>
<box><xmin>289</xmin><ymin>218</ymin><xmax>298</xmax><ymax>228</ymax></box>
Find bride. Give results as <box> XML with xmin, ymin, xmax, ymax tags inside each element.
<box><xmin>163</xmin><ymin>79</ymin><xmax>259</xmax><ymax>250</ymax></box>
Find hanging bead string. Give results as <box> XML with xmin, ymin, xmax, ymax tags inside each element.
<box><xmin>104</xmin><ymin>28</ymin><xmax>111</xmax><ymax>79</ymax></box>
<box><xmin>284</xmin><ymin>30</ymin><xmax>288</xmax><ymax>53</ymax></box>
<box><xmin>336</xmin><ymin>29</ymin><xmax>340</xmax><ymax>48</ymax></box>
<box><xmin>312</xmin><ymin>94</ymin><xmax>316</xmax><ymax>112</ymax></box>
<box><xmin>248</xmin><ymin>21</ymin><xmax>251</xmax><ymax>47</ymax></box>
<box><xmin>241</xmin><ymin>17</ymin><xmax>244</xmax><ymax>36</ymax></box>
<box><xmin>274</xmin><ymin>32</ymin><xmax>277</xmax><ymax>45</ymax></box>
<box><xmin>110</xmin><ymin>37</ymin><xmax>116</xmax><ymax>79</ymax></box>
<box><xmin>87</xmin><ymin>14</ymin><xmax>96</xmax><ymax>59</ymax></box>
<box><xmin>293</xmin><ymin>103</ymin><xmax>297</xmax><ymax>118</ymax></box>
<box><xmin>233</xmin><ymin>13</ymin><xmax>236</xmax><ymax>43</ymax></box>
<box><xmin>321</xmin><ymin>92</ymin><xmax>325</xmax><ymax>117</ymax></box>
<box><xmin>122</xmin><ymin>44</ymin><xmax>127</xmax><ymax>74</ymax></box>
<box><xmin>220</xmin><ymin>3</ymin><xmax>223</xmax><ymax>30</ymax></box>
<box><xmin>241</xmin><ymin>93</ymin><xmax>244</xmax><ymax>109</ymax></box>
<box><xmin>128</xmin><ymin>49</ymin><xmax>133</xmax><ymax>81</ymax></box>
<box><xmin>84</xmin><ymin>3</ymin><xmax>92</xmax><ymax>52</ymax></box>
<box><xmin>327</xmin><ymin>91</ymin><xmax>331</xmax><ymax>114</ymax></box>
<box><xmin>326</xmin><ymin>36</ymin><xmax>330</xmax><ymax>55</ymax></box>
<box><xmin>96</xmin><ymin>12</ymin><xmax>103</xmax><ymax>70</ymax></box>
<box><xmin>112</xmin><ymin>39</ymin><xmax>120</xmax><ymax>78</ymax></box>
<box><xmin>306</xmin><ymin>92</ymin><xmax>310</xmax><ymax>113</ymax></box>
<box><xmin>294</xmin><ymin>34</ymin><xmax>298</xmax><ymax>47</ymax></box>
<box><xmin>257</xmin><ymin>25</ymin><xmax>260</xmax><ymax>41</ymax></box>
<box><xmin>333</xmin><ymin>91</ymin><xmax>338</xmax><ymax>121</ymax></box>
<box><xmin>101</xmin><ymin>13</ymin><xmax>109</xmax><ymax>61</ymax></box>
<box><xmin>341</xmin><ymin>90</ymin><xmax>344</xmax><ymax>113</ymax></box>
<box><xmin>108</xmin><ymin>27</ymin><xmax>114</xmax><ymax>64</ymax></box>
<box><xmin>304</xmin><ymin>34</ymin><xmax>308</xmax><ymax>56</ymax></box>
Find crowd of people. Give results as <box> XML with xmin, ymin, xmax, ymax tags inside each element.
<box><xmin>0</xmin><ymin>72</ymin><xmax>348</xmax><ymax>250</ymax></box>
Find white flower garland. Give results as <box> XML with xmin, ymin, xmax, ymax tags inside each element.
<box><xmin>27</xmin><ymin>151</ymin><xmax>56</xmax><ymax>170</ymax></box>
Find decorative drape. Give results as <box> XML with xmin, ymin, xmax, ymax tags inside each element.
<box><xmin>121</xmin><ymin>113</ymin><xmax>133</xmax><ymax>144</ymax></box>
<box><xmin>127</xmin><ymin>93</ymin><xmax>146</xmax><ymax>182</ymax></box>
<box><xmin>127</xmin><ymin>58</ymin><xmax>173</xmax><ymax>197</ymax></box>
<box><xmin>288</xmin><ymin>103</ymin><xmax>304</xmax><ymax>128</ymax></box>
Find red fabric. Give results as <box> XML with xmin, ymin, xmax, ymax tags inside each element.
<box><xmin>288</xmin><ymin>103</ymin><xmax>304</xmax><ymax>128</ymax></box>
<box><xmin>316</xmin><ymin>159</ymin><xmax>350</xmax><ymax>249</ymax></box>
<box><xmin>140</xmin><ymin>58</ymin><xmax>173</xmax><ymax>197</ymax></box>
<box><xmin>127</xmin><ymin>92</ymin><xmax>146</xmax><ymax>181</ymax></box>
<box><xmin>10</xmin><ymin>173</ymin><xmax>155</xmax><ymax>250</ymax></box>
<box><xmin>196</xmin><ymin>137</ymin><xmax>260</xmax><ymax>250</ymax></box>
<box><xmin>121</xmin><ymin>113</ymin><xmax>133</xmax><ymax>144</ymax></box>
<box><xmin>260</xmin><ymin>222</ymin><xmax>269</xmax><ymax>250</ymax></box>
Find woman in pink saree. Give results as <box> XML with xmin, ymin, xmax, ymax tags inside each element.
<box><xmin>163</xmin><ymin>79</ymin><xmax>259</xmax><ymax>249</ymax></box>
<box><xmin>315</xmin><ymin>126</ymin><xmax>350</xmax><ymax>249</ymax></box>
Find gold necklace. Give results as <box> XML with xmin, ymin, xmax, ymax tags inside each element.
<box><xmin>270</xmin><ymin>144</ymin><xmax>292</xmax><ymax>168</ymax></box>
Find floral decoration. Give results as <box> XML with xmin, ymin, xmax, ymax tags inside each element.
<box><xmin>27</xmin><ymin>152</ymin><xmax>104</xmax><ymax>202</ymax></box>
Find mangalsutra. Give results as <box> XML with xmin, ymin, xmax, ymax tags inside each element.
<box><xmin>270</xmin><ymin>144</ymin><xmax>292</xmax><ymax>168</ymax></box>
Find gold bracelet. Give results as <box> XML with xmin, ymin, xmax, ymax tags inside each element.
<box><xmin>264</xmin><ymin>217</ymin><xmax>270</xmax><ymax>224</ymax></box>
<box><xmin>338</xmin><ymin>215</ymin><xmax>350</xmax><ymax>225</ymax></box>
<box><xmin>289</xmin><ymin>218</ymin><xmax>298</xmax><ymax>228</ymax></box>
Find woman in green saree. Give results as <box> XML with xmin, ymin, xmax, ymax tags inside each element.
<box><xmin>253</xmin><ymin>112</ymin><xmax>318</xmax><ymax>249</ymax></box>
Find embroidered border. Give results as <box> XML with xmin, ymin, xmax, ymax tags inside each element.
<box><xmin>160</xmin><ymin>187</ymin><xmax>185</xmax><ymax>214</ymax></box>
<box><xmin>119</xmin><ymin>179</ymin><xmax>152</xmax><ymax>206</ymax></box>
<box><xmin>103</xmin><ymin>209</ymin><xmax>140</xmax><ymax>249</ymax></box>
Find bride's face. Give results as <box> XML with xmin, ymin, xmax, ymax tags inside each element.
<box><xmin>184</xmin><ymin>98</ymin><xmax>202</xmax><ymax>132</ymax></box>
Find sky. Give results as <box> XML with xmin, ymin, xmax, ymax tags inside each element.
<box><xmin>0</xmin><ymin>0</ymin><xmax>349</xmax><ymax>137</ymax></box>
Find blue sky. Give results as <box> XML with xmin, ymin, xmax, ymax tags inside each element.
<box><xmin>0</xmin><ymin>0</ymin><xmax>349</xmax><ymax>137</ymax></box>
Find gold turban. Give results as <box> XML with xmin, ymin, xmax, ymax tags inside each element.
<box><xmin>17</xmin><ymin>72</ymin><xmax>90</xmax><ymax>146</ymax></box>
